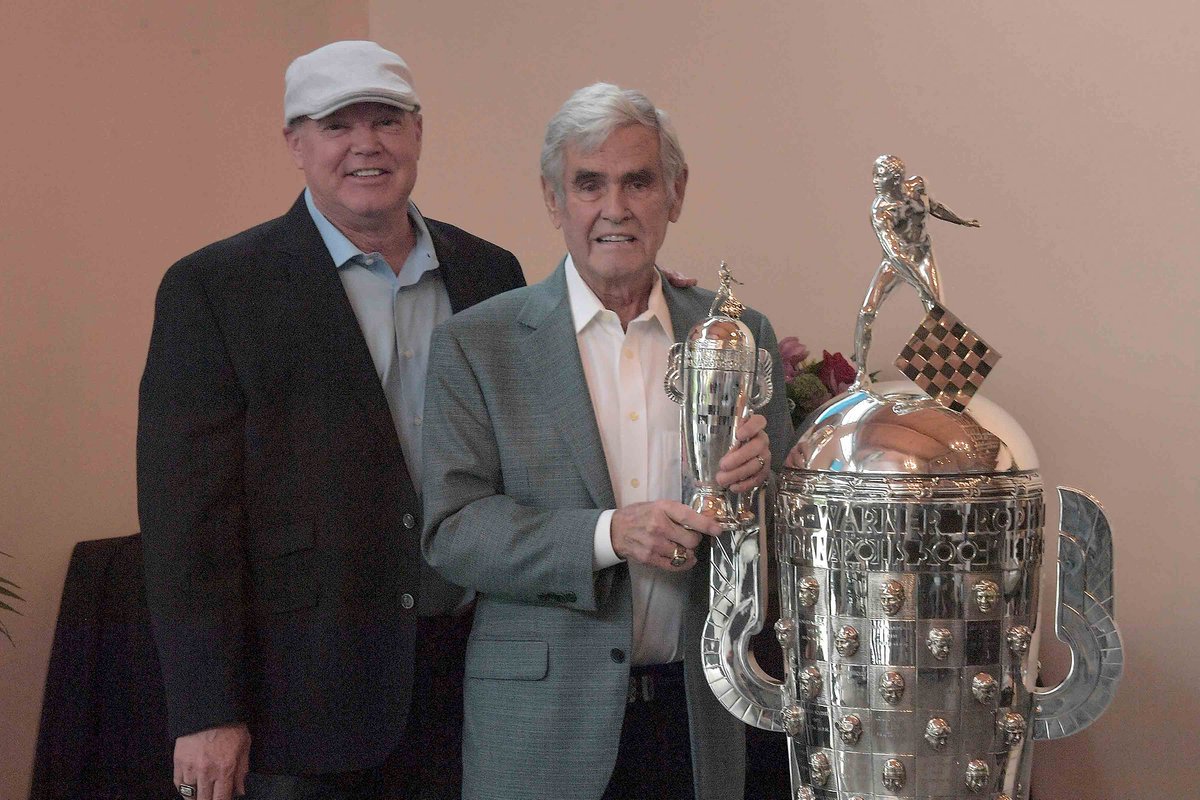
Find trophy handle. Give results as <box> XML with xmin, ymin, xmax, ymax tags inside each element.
<box><xmin>664</xmin><ymin>342</ymin><xmax>685</xmax><ymax>405</ymax></box>
<box><xmin>701</xmin><ymin>497</ymin><xmax>787</xmax><ymax>731</ymax></box>
<box><xmin>748</xmin><ymin>348</ymin><xmax>774</xmax><ymax>412</ymax></box>
<box><xmin>1031</xmin><ymin>487</ymin><xmax>1124</xmax><ymax>740</ymax></box>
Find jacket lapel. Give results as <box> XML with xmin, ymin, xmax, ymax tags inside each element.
<box><xmin>274</xmin><ymin>194</ymin><xmax>407</xmax><ymax>457</ymax></box>
<box><xmin>517</xmin><ymin>264</ymin><xmax>616</xmax><ymax>510</ymax></box>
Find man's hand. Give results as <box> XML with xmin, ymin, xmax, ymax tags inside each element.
<box><xmin>660</xmin><ymin>267</ymin><xmax>698</xmax><ymax>289</ymax></box>
<box><xmin>716</xmin><ymin>413</ymin><xmax>771</xmax><ymax>493</ymax></box>
<box><xmin>174</xmin><ymin>723</ymin><xmax>251</xmax><ymax>800</ymax></box>
<box><xmin>611</xmin><ymin>500</ymin><xmax>721</xmax><ymax>570</ymax></box>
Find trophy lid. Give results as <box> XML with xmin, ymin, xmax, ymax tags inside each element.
<box><xmin>688</xmin><ymin>261</ymin><xmax>754</xmax><ymax>348</ymax></box>
<box><xmin>785</xmin><ymin>380</ymin><xmax>1038</xmax><ymax>474</ymax></box>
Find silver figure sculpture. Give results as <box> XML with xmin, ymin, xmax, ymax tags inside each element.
<box><xmin>665</xmin><ymin>262</ymin><xmax>773</xmax><ymax>529</ymax></box>
<box><xmin>702</xmin><ymin>157</ymin><xmax>1123</xmax><ymax>799</ymax></box>
<box><xmin>853</xmin><ymin>154</ymin><xmax>980</xmax><ymax>385</ymax></box>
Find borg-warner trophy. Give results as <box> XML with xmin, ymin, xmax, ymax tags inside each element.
<box><xmin>665</xmin><ymin>262</ymin><xmax>774</xmax><ymax>529</ymax></box>
<box><xmin>700</xmin><ymin>156</ymin><xmax>1123</xmax><ymax>799</ymax></box>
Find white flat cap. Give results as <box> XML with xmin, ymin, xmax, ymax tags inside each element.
<box><xmin>284</xmin><ymin>40</ymin><xmax>420</xmax><ymax>125</ymax></box>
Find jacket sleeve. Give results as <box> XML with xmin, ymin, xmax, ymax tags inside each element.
<box><xmin>420</xmin><ymin>325</ymin><xmax>610</xmax><ymax>611</ymax></box>
<box><xmin>137</xmin><ymin>260</ymin><xmax>249</xmax><ymax>739</ymax></box>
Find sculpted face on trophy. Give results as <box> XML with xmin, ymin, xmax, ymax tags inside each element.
<box><xmin>965</xmin><ymin>759</ymin><xmax>991</xmax><ymax>793</ymax></box>
<box><xmin>809</xmin><ymin>753</ymin><xmax>832</xmax><ymax>787</ymax></box>
<box><xmin>972</xmin><ymin>672</ymin><xmax>999</xmax><ymax>704</ymax></box>
<box><xmin>879</xmin><ymin>578</ymin><xmax>906</xmax><ymax>616</ymax></box>
<box><xmin>925</xmin><ymin>717</ymin><xmax>952</xmax><ymax>750</ymax></box>
<box><xmin>796</xmin><ymin>576</ymin><xmax>820</xmax><ymax>608</ymax></box>
<box><xmin>927</xmin><ymin>627</ymin><xmax>954</xmax><ymax>661</ymax></box>
<box><xmin>882</xmin><ymin>759</ymin><xmax>907</xmax><ymax>792</ymax></box>
<box><xmin>1007</xmin><ymin>625</ymin><xmax>1033</xmax><ymax>656</ymax></box>
<box><xmin>836</xmin><ymin>713</ymin><xmax>863</xmax><ymax>745</ymax></box>
<box><xmin>834</xmin><ymin>624</ymin><xmax>860</xmax><ymax>657</ymax></box>
<box><xmin>974</xmin><ymin>579</ymin><xmax>1002</xmax><ymax>613</ymax></box>
<box><xmin>880</xmin><ymin>671</ymin><xmax>906</xmax><ymax>705</ymax></box>
<box><xmin>999</xmin><ymin>711</ymin><xmax>1027</xmax><ymax>746</ymax></box>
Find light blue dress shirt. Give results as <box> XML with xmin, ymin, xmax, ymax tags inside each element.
<box><xmin>304</xmin><ymin>189</ymin><xmax>451</xmax><ymax>491</ymax></box>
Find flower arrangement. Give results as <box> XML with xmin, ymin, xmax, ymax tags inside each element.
<box><xmin>778</xmin><ymin>337</ymin><xmax>858</xmax><ymax>429</ymax></box>
<box><xmin>0</xmin><ymin>551</ymin><xmax>23</xmax><ymax>646</ymax></box>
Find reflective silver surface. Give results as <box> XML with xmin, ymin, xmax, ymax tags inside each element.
<box><xmin>708</xmin><ymin>382</ymin><xmax>1122</xmax><ymax>797</ymax></box>
<box><xmin>666</xmin><ymin>263</ymin><xmax>773</xmax><ymax>529</ymax></box>
<box><xmin>1030</xmin><ymin>487</ymin><xmax>1124</xmax><ymax>740</ymax></box>
<box><xmin>853</xmin><ymin>154</ymin><xmax>979</xmax><ymax>384</ymax></box>
<box><xmin>784</xmin><ymin>381</ymin><xmax>1038</xmax><ymax>474</ymax></box>
<box><xmin>705</xmin><ymin>157</ymin><xmax>1121</xmax><ymax>799</ymax></box>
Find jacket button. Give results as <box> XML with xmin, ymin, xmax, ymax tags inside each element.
<box><xmin>402</xmin><ymin>513</ymin><xmax>416</xmax><ymax>530</ymax></box>
<box><xmin>400</xmin><ymin>593</ymin><xmax>415</xmax><ymax>609</ymax></box>
<box><xmin>610</xmin><ymin>648</ymin><xmax>626</xmax><ymax>663</ymax></box>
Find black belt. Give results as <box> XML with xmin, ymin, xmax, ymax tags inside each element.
<box><xmin>627</xmin><ymin>661</ymin><xmax>685</xmax><ymax>704</ymax></box>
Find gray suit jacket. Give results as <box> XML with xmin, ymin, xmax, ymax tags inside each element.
<box><xmin>421</xmin><ymin>263</ymin><xmax>793</xmax><ymax>800</ymax></box>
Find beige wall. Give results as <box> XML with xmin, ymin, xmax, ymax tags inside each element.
<box><xmin>1</xmin><ymin>0</ymin><xmax>1195</xmax><ymax>797</ymax></box>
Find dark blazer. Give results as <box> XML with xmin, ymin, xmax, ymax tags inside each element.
<box><xmin>137</xmin><ymin>193</ymin><xmax>524</xmax><ymax>775</ymax></box>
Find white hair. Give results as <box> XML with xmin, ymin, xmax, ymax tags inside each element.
<box><xmin>540</xmin><ymin>82</ymin><xmax>686</xmax><ymax>204</ymax></box>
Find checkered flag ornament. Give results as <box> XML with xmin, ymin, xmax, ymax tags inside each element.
<box><xmin>896</xmin><ymin>303</ymin><xmax>1000</xmax><ymax>412</ymax></box>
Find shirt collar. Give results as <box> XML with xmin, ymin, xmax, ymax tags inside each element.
<box><xmin>564</xmin><ymin>253</ymin><xmax>671</xmax><ymax>337</ymax></box>
<box><xmin>303</xmin><ymin>188</ymin><xmax>440</xmax><ymax>280</ymax></box>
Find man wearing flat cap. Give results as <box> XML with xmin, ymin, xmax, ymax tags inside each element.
<box><xmin>421</xmin><ymin>82</ymin><xmax>792</xmax><ymax>800</ymax></box>
<box><xmin>138</xmin><ymin>41</ymin><xmax>525</xmax><ymax>800</ymax></box>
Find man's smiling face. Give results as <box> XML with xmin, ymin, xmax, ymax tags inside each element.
<box><xmin>285</xmin><ymin>102</ymin><xmax>422</xmax><ymax>231</ymax></box>
<box><xmin>542</xmin><ymin>123</ymin><xmax>686</xmax><ymax>292</ymax></box>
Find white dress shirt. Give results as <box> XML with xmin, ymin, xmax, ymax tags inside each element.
<box><xmin>565</xmin><ymin>255</ymin><xmax>687</xmax><ymax>666</ymax></box>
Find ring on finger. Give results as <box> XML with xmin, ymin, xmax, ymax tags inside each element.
<box><xmin>670</xmin><ymin>545</ymin><xmax>688</xmax><ymax>567</ymax></box>
<box><xmin>178</xmin><ymin>785</ymin><xmax>197</xmax><ymax>799</ymax></box>
<box><xmin>756</xmin><ymin>455</ymin><xmax>766</xmax><ymax>471</ymax></box>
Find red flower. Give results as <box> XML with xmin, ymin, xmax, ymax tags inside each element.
<box><xmin>817</xmin><ymin>350</ymin><xmax>856</xmax><ymax>395</ymax></box>
<box><xmin>777</xmin><ymin>336</ymin><xmax>810</xmax><ymax>381</ymax></box>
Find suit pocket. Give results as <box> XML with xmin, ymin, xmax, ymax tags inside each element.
<box><xmin>247</xmin><ymin>520</ymin><xmax>318</xmax><ymax>614</ymax></box>
<box><xmin>247</xmin><ymin>519</ymin><xmax>314</xmax><ymax>561</ymax></box>
<box><xmin>465</xmin><ymin>638</ymin><xmax>548</xmax><ymax>681</ymax></box>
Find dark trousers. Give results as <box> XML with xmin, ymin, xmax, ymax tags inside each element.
<box><xmin>245</xmin><ymin>612</ymin><xmax>472</xmax><ymax>800</ymax></box>
<box><xmin>601</xmin><ymin>661</ymin><xmax>695</xmax><ymax>800</ymax></box>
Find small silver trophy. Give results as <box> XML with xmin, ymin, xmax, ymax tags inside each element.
<box><xmin>703</xmin><ymin>158</ymin><xmax>1123</xmax><ymax>799</ymax></box>
<box><xmin>665</xmin><ymin>262</ymin><xmax>773</xmax><ymax>529</ymax></box>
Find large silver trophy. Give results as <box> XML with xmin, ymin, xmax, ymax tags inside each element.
<box><xmin>703</xmin><ymin>156</ymin><xmax>1123</xmax><ymax>799</ymax></box>
<box><xmin>665</xmin><ymin>262</ymin><xmax>774</xmax><ymax>529</ymax></box>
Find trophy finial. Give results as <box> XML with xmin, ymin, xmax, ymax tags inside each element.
<box><xmin>710</xmin><ymin>260</ymin><xmax>746</xmax><ymax>319</ymax></box>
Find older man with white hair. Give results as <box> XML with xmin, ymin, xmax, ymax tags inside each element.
<box><xmin>422</xmin><ymin>83</ymin><xmax>793</xmax><ymax>800</ymax></box>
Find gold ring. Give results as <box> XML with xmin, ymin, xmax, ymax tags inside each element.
<box><xmin>670</xmin><ymin>545</ymin><xmax>687</xmax><ymax>567</ymax></box>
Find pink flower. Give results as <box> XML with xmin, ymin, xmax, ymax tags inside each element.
<box><xmin>777</xmin><ymin>337</ymin><xmax>810</xmax><ymax>381</ymax></box>
<box><xmin>817</xmin><ymin>350</ymin><xmax>856</xmax><ymax>395</ymax></box>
